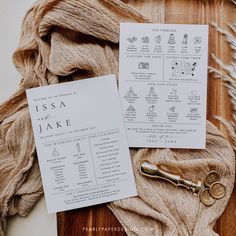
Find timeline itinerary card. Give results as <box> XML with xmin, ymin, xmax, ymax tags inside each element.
<box><xmin>27</xmin><ymin>74</ymin><xmax>137</xmax><ymax>213</ymax></box>
<box><xmin>119</xmin><ymin>23</ymin><xmax>208</xmax><ymax>149</ymax></box>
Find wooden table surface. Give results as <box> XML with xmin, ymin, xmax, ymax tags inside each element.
<box><xmin>57</xmin><ymin>1</ymin><xmax>236</xmax><ymax>235</ymax></box>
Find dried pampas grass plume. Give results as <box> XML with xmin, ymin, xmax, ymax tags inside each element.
<box><xmin>209</xmin><ymin>1</ymin><xmax>236</xmax><ymax>150</ymax></box>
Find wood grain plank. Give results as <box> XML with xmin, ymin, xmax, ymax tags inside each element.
<box><xmin>58</xmin><ymin>1</ymin><xmax>236</xmax><ymax>235</ymax></box>
<box><xmin>58</xmin><ymin>205</ymin><xmax>126</xmax><ymax>236</ymax></box>
<box><xmin>165</xmin><ymin>1</ymin><xmax>236</xmax><ymax>235</ymax></box>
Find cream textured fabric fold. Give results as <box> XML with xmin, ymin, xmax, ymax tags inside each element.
<box><xmin>0</xmin><ymin>1</ymin><xmax>235</xmax><ymax>236</ymax></box>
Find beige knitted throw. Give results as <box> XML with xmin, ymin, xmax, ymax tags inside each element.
<box><xmin>0</xmin><ymin>1</ymin><xmax>235</xmax><ymax>235</ymax></box>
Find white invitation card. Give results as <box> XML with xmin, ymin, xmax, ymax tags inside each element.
<box><xmin>119</xmin><ymin>23</ymin><xmax>208</xmax><ymax>149</ymax></box>
<box><xmin>27</xmin><ymin>74</ymin><xmax>137</xmax><ymax>213</ymax></box>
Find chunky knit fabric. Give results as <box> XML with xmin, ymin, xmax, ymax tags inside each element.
<box><xmin>0</xmin><ymin>1</ymin><xmax>234</xmax><ymax>235</ymax></box>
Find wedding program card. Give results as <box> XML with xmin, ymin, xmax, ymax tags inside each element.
<box><xmin>119</xmin><ymin>23</ymin><xmax>208</xmax><ymax>149</ymax></box>
<box><xmin>26</xmin><ymin>75</ymin><xmax>137</xmax><ymax>213</ymax></box>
